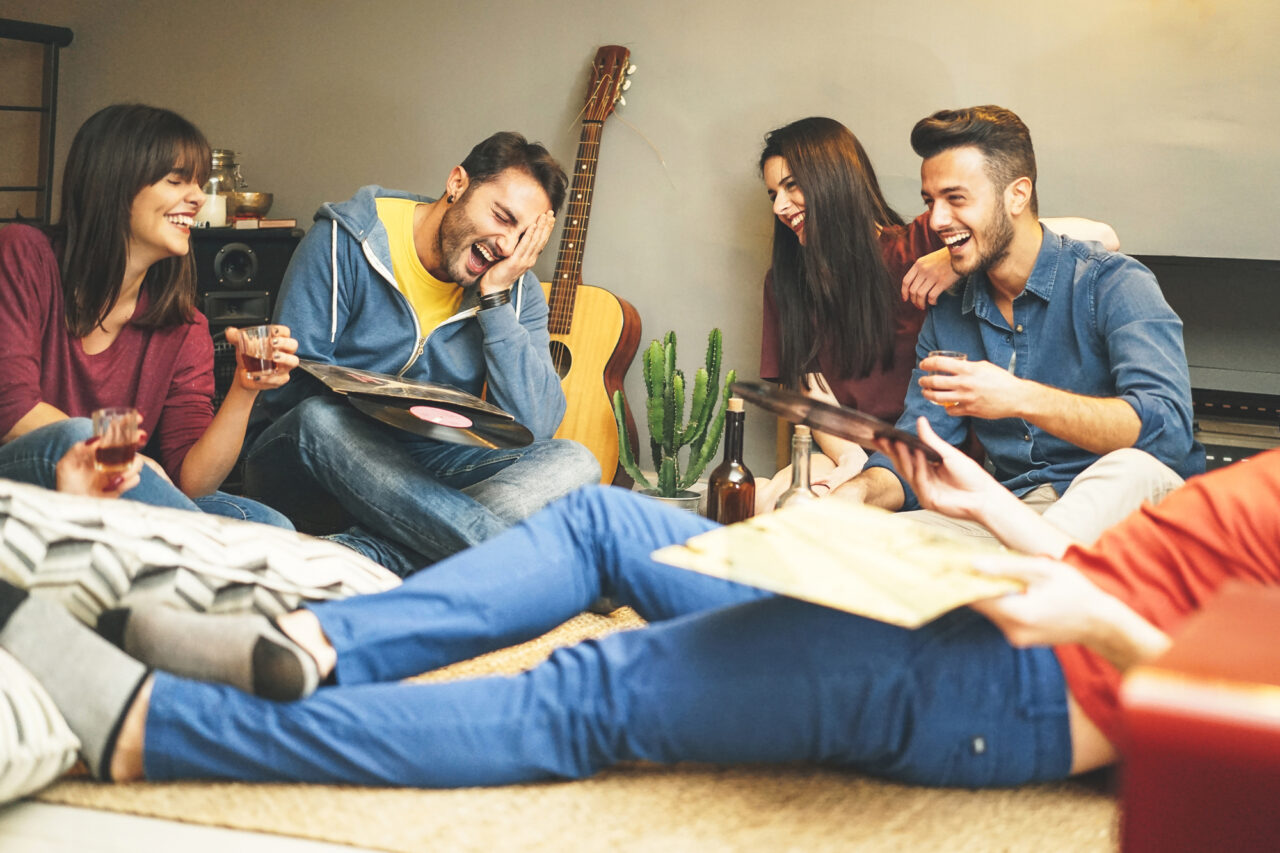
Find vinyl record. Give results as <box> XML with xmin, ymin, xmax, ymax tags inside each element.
<box><xmin>730</xmin><ymin>381</ymin><xmax>941</xmax><ymax>463</ymax></box>
<box><xmin>347</xmin><ymin>394</ymin><xmax>534</xmax><ymax>449</ymax></box>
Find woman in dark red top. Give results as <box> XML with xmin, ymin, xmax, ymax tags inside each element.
<box><xmin>0</xmin><ymin>104</ymin><xmax>297</xmax><ymax>524</ymax></box>
<box><xmin>756</xmin><ymin>117</ymin><xmax>951</xmax><ymax>508</ymax></box>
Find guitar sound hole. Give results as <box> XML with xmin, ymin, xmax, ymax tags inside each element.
<box><xmin>549</xmin><ymin>340</ymin><xmax>572</xmax><ymax>380</ymax></box>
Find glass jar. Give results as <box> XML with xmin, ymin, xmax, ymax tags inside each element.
<box><xmin>205</xmin><ymin>149</ymin><xmax>245</xmax><ymax>196</ymax></box>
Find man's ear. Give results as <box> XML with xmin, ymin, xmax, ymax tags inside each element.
<box><xmin>445</xmin><ymin>166</ymin><xmax>470</xmax><ymax>202</ymax></box>
<box><xmin>1005</xmin><ymin>176</ymin><xmax>1033</xmax><ymax>217</ymax></box>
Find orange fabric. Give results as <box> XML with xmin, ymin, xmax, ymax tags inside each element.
<box><xmin>1055</xmin><ymin>448</ymin><xmax>1280</xmax><ymax>744</ymax></box>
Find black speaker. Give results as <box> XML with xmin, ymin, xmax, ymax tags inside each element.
<box><xmin>191</xmin><ymin>227</ymin><xmax>303</xmax><ymax>410</ymax></box>
<box><xmin>191</xmin><ymin>226</ymin><xmax>303</xmax><ymax>329</ymax></box>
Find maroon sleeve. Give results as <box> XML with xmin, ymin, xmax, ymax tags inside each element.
<box><xmin>0</xmin><ymin>226</ymin><xmax>59</xmax><ymax>436</ymax></box>
<box><xmin>879</xmin><ymin>212</ymin><xmax>945</xmax><ymax>284</ymax></box>
<box><xmin>145</xmin><ymin>312</ymin><xmax>215</xmax><ymax>483</ymax></box>
<box><xmin>760</xmin><ymin>270</ymin><xmax>781</xmax><ymax>382</ymax></box>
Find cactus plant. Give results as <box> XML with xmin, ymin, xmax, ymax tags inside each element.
<box><xmin>612</xmin><ymin>329</ymin><xmax>736</xmax><ymax>497</ymax></box>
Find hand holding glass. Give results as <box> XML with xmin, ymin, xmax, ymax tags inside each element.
<box><xmin>238</xmin><ymin>325</ymin><xmax>278</xmax><ymax>380</ymax></box>
<box><xmin>91</xmin><ymin>407</ymin><xmax>140</xmax><ymax>473</ymax></box>
<box><xmin>926</xmin><ymin>350</ymin><xmax>968</xmax><ymax>409</ymax></box>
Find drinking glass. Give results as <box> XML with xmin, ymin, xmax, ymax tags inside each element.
<box><xmin>238</xmin><ymin>325</ymin><xmax>277</xmax><ymax>380</ymax></box>
<box><xmin>91</xmin><ymin>407</ymin><xmax>140</xmax><ymax>473</ymax></box>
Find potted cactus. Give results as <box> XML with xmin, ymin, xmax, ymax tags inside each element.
<box><xmin>612</xmin><ymin>329</ymin><xmax>736</xmax><ymax>510</ymax></box>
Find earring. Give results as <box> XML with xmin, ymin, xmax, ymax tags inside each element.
<box><xmin>446</xmin><ymin>194</ymin><xmax>455</xmax><ymax>203</ymax></box>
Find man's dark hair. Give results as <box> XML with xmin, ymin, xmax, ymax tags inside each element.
<box><xmin>460</xmin><ymin>132</ymin><xmax>567</xmax><ymax>215</ymax></box>
<box><xmin>910</xmin><ymin>105</ymin><xmax>1038</xmax><ymax>216</ymax></box>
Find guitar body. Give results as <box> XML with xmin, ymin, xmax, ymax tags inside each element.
<box><xmin>542</xmin><ymin>282</ymin><xmax>642</xmax><ymax>485</ymax></box>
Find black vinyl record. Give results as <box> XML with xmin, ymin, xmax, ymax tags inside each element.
<box><xmin>347</xmin><ymin>394</ymin><xmax>533</xmax><ymax>449</ymax></box>
<box><xmin>730</xmin><ymin>381</ymin><xmax>942</xmax><ymax>463</ymax></box>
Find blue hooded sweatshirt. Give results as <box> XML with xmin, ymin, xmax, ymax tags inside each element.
<box><xmin>263</xmin><ymin>185</ymin><xmax>566</xmax><ymax>440</ymax></box>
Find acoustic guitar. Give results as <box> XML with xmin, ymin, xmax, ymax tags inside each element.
<box><xmin>543</xmin><ymin>45</ymin><xmax>643</xmax><ymax>486</ymax></box>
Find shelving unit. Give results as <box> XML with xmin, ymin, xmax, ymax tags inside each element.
<box><xmin>0</xmin><ymin>18</ymin><xmax>73</xmax><ymax>224</ymax></box>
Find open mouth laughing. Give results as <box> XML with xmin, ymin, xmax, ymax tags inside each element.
<box><xmin>466</xmin><ymin>241</ymin><xmax>503</xmax><ymax>278</ymax></box>
<box><xmin>943</xmin><ymin>230</ymin><xmax>971</xmax><ymax>252</ymax></box>
<box><xmin>165</xmin><ymin>213</ymin><xmax>195</xmax><ymax>230</ymax></box>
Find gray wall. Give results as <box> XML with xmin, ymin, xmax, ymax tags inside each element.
<box><xmin>5</xmin><ymin>0</ymin><xmax>1279</xmax><ymax>471</ymax></box>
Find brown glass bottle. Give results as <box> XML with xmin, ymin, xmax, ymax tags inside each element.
<box><xmin>707</xmin><ymin>396</ymin><xmax>755</xmax><ymax>524</ymax></box>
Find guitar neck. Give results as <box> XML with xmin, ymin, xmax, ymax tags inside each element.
<box><xmin>548</xmin><ymin>120</ymin><xmax>604</xmax><ymax>335</ymax></box>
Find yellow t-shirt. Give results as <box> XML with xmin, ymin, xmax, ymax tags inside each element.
<box><xmin>375</xmin><ymin>197</ymin><xmax>463</xmax><ymax>335</ymax></box>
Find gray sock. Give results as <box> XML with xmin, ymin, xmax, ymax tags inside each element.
<box><xmin>0</xmin><ymin>591</ymin><xmax>147</xmax><ymax>780</ymax></box>
<box><xmin>98</xmin><ymin>606</ymin><xmax>319</xmax><ymax>701</ymax></box>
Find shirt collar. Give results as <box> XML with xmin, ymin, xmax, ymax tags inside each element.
<box><xmin>959</xmin><ymin>224</ymin><xmax>1061</xmax><ymax>314</ymax></box>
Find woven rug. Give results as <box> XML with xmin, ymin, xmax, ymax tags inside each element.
<box><xmin>34</xmin><ymin>608</ymin><xmax>1119</xmax><ymax>852</ymax></box>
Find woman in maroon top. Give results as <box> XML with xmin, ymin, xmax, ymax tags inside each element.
<box><xmin>756</xmin><ymin>117</ymin><xmax>953</xmax><ymax>509</ymax></box>
<box><xmin>0</xmin><ymin>104</ymin><xmax>298</xmax><ymax>524</ymax></box>
<box><xmin>756</xmin><ymin>117</ymin><xmax>1119</xmax><ymax>510</ymax></box>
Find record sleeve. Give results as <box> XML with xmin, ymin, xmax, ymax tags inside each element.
<box><xmin>731</xmin><ymin>381</ymin><xmax>942</xmax><ymax>463</ymax></box>
<box><xmin>297</xmin><ymin>360</ymin><xmax>531</xmax><ymax>448</ymax></box>
<box><xmin>298</xmin><ymin>359</ymin><xmax>514</xmax><ymax>420</ymax></box>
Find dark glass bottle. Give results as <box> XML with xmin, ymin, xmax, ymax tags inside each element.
<box><xmin>707</xmin><ymin>396</ymin><xmax>755</xmax><ymax>524</ymax></box>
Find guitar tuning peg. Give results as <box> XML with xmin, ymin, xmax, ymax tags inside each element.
<box><xmin>622</xmin><ymin>79</ymin><xmax>632</xmax><ymax>91</ymax></box>
<box><xmin>617</xmin><ymin>95</ymin><xmax>626</xmax><ymax>106</ymax></box>
<box><xmin>627</xmin><ymin>64</ymin><xmax>637</xmax><ymax>75</ymax></box>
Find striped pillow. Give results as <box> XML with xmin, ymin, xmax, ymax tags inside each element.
<box><xmin>0</xmin><ymin>479</ymin><xmax>400</xmax><ymax>626</ymax></box>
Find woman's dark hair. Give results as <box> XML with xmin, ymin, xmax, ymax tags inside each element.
<box><xmin>760</xmin><ymin>117</ymin><xmax>904</xmax><ymax>390</ymax></box>
<box><xmin>460</xmin><ymin>131</ymin><xmax>568</xmax><ymax>215</ymax></box>
<box><xmin>51</xmin><ymin>103</ymin><xmax>211</xmax><ymax>337</ymax></box>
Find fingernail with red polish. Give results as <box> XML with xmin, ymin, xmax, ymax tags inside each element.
<box><xmin>107</xmin><ymin>475</ymin><xmax>124</xmax><ymax>489</ymax></box>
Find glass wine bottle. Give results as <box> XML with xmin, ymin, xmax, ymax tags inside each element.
<box><xmin>775</xmin><ymin>424</ymin><xmax>820</xmax><ymax>509</ymax></box>
<box><xmin>707</xmin><ymin>396</ymin><xmax>755</xmax><ymax>523</ymax></box>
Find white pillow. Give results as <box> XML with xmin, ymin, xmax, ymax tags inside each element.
<box><xmin>0</xmin><ymin>649</ymin><xmax>80</xmax><ymax>804</ymax></box>
<box><xmin>0</xmin><ymin>479</ymin><xmax>401</xmax><ymax>625</ymax></box>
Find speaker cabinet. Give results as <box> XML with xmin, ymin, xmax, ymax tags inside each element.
<box><xmin>191</xmin><ymin>226</ymin><xmax>303</xmax><ymax>328</ymax></box>
<box><xmin>190</xmin><ymin>227</ymin><xmax>303</xmax><ymax>409</ymax></box>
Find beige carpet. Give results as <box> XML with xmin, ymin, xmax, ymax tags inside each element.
<box><xmin>34</xmin><ymin>608</ymin><xmax>1119</xmax><ymax>852</ymax></box>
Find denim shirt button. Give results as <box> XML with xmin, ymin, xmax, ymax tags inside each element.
<box><xmin>1015</xmin><ymin>324</ymin><xmax>1024</xmax><ymax>333</ymax></box>
<box><xmin>1023</xmin><ymin>434</ymin><xmax>1031</xmax><ymax>441</ymax></box>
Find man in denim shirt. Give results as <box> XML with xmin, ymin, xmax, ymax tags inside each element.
<box><xmin>834</xmin><ymin>106</ymin><xmax>1203</xmax><ymax>543</ymax></box>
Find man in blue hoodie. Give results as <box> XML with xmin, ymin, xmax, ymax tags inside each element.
<box><xmin>243</xmin><ymin>132</ymin><xmax>600</xmax><ymax>575</ymax></box>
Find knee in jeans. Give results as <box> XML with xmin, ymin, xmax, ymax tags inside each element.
<box><xmin>550</xmin><ymin>440</ymin><xmax>602</xmax><ymax>487</ymax></box>
<box><xmin>49</xmin><ymin>417</ymin><xmax>95</xmax><ymax>446</ymax></box>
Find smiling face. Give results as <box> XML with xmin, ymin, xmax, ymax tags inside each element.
<box><xmin>762</xmin><ymin>156</ymin><xmax>808</xmax><ymax>246</ymax></box>
<box><xmin>127</xmin><ymin>168</ymin><xmax>205</xmax><ymax>269</ymax></box>
<box><xmin>436</xmin><ymin>167</ymin><xmax>551</xmax><ymax>286</ymax></box>
<box><xmin>920</xmin><ymin>145</ymin><xmax>1015</xmax><ymax>277</ymax></box>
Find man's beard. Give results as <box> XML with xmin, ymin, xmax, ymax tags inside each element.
<box><xmin>437</xmin><ymin>198</ymin><xmax>481</xmax><ymax>287</ymax></box>
<box><xmin>961</xmin><ymin>206</ymin><xmax>1015</xmax><ymax>277</ymax></box>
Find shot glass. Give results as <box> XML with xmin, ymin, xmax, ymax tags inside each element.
<box><xmin>91</xmin><ymin>407</ymin><xmax>140</xmax><ymax>473</ymax></box>
<box><xmin>926</xmin><ymin>350</ymin><xmax>968</xmax><ymax>408</ymax></box>
<box><xmin>238</xmin><ymin>325</ymin><xmax>277</xmax><ymax>380</ymax></box>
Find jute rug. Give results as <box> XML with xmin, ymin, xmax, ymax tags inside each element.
<box><xmin>34</xmin><ymin>608</ymin><xmax>1119</xmax><ymax>852</ymax></box>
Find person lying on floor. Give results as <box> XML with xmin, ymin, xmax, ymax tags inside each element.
<box><xmin>0</xmin><ymin>423</ymin><xmax>1275</xmax><ymax>790</ymax></box>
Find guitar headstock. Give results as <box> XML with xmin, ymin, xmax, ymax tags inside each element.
<box><xmin>583</xmin><ymin>44</ymin><xmax>634</xmax><ymax>123</ymax></box>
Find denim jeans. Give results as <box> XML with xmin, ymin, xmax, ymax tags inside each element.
<box><xmin>144</xmin><ymin>485</ymin><xmax>1072</xmax><ymax>789</ymax></box>
<box><xmin>0</xmin><ymin>419</ymin><xmax>292</xmax><ymax>528</ymax></box>
<box><xmin>242</xmin><ymin>395</ymin><xmax>601</xmax><ymax>574</ymax></box>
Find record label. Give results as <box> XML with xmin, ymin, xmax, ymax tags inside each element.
<box><xmin>409</xmin><ymin>405</ymin><xmax>474</xmax><ymax>428</ymax></box>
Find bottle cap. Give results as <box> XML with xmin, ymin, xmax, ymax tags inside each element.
<box><xmin>794</xmin><ymin>424</ymin><xmax>811</xmax><ymax>437</ymax></box>
<box><xmin>727</xmin><ymin>396</ymin><xmax>744</xmax><ymax>413</ymax></box>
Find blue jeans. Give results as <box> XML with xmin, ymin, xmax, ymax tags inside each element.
<box><xmin>0</xmin><ymin>419</ymin><xmax>292</xmax><ymax>528</ymax></box>
<box><xmin>242</xmin><ymin>395</ymin><xmax>601</xmax><ymax>574</ymax></box>
<box><xmin>144</xmin><ymin>486</ymin><xmax>1072</xmax><ymax>789</ymax></box>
